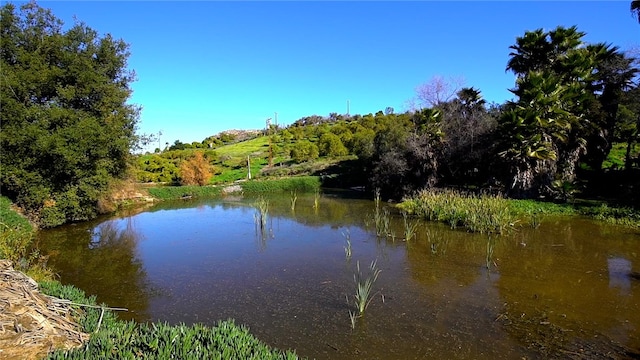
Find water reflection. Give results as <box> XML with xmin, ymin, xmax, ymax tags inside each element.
<box><xmin>36</xmin><ymin>216</ymin><xmax>151</xmax><ymax>321</ymax></box>
<box><xmin>36</xmin><ymin>195</ymin><xmax>640</xmax><ymax>359</ymax></box>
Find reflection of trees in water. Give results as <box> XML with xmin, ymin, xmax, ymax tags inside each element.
<box><xmin>37</xmin><ymin>217</ymin><xmax>151</xmax><ymax>322</ymax></box>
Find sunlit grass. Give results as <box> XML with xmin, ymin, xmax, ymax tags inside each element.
<box><xmin>398</xmin><ymin>189</ymin><xmax>515</xmax><ymax>235</ymax></box>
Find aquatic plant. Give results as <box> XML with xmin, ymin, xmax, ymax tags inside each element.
<box><xmin>254</xmin><ymin>197</ymin><xmax>269</xmax><ymax>230</ymax></box>
<box><xmin>290</xmin><ymin>191</ymin><xmax>297</xmax><ymax>212</ymax></box>
<box><xmin>402</xmin><ymin>212</ymin><xmax>418</xmax><ymax>241</ymax></box>
<box><xmin>353</xmin><ymin>260</ymin><xmax>382</xmax><ymax>315</ymax></box>
<box><xmin>486</xmin><ymin>236</ymin><xmax>495</xmax><ymax>270</ymax></box>
<box><xmin>313</xmin><ymin>190</ymin><xmax>320</xmax><ymax>211</ymax></box>
<box><xmin>398</xmin><ymin>189</ymin><xmax>515</xmax><ymax>235</ymax></box>
<box><xmin>343</xmin><ymin>230</ymin><xmax>352</xmax><ymax>261</ymax></box>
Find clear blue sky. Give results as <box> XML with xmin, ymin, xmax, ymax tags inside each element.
<box><xmin>24</xmin><ymin>1</ymin><xmax>640</xmax><ymax>150</ymax></box>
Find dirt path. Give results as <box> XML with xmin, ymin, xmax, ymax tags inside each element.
<box><xmin>0</xmin><ymin>260</ymin><xmax>88</xmax><ymax>360</ymax></box>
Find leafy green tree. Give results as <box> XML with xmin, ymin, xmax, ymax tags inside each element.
<box><xmin>318</xmin><ymin>132</ymin><xmax>348</xmax><ymax>157</ymax></box>
<box><xmin>289</xmin><ymin>140</ymin><xmax>319</xmax><ymax>163</ymax></box>
<box><xmin>0</xmin><ymin>2</ymin><xmax>140</xmax><ymax>226</ymax></box>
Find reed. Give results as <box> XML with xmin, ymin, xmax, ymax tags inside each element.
<box><xmin>398</xmin><ymin>189</ymin><xmax>515</xmax><ymax>235</ymax></box>
<box><xmin>254</xmin><ymin>197</ymin><xmax>269</xmax><ymax>231</ymax></box>
<box><xmin>343</xmin><ymin>230</ymin><xmax>352</xmax><ymax>261</ymax></box>
<box><xmin>486</xmin><ymin>236</ymin><xmax>495</xmax><ymax>270</ymax></box>
<box><xmin>402</xmin><ymin>212</ymin><xmax>418</xmax><ymax>241</ymax></box>
<box><xmin>290</xmin><ymin>191</ymin><xmax>297</xmax><ymax>212</ymax></box>
<box><xmin>313</xmin><ymin>190</ymin><xmax>320</xmax><ymax>210</ymax></box>
<box><xmin>353</xmin><ymin>260</ymin><xmax>382</xmax><ymax>315</ymax></box>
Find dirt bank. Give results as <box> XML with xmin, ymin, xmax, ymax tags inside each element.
<box><xmin>0</xmin><ymin>260</ymin><xmax>88</xmax><ymax>360</ymax></box>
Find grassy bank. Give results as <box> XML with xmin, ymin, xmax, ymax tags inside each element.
<box><xmin>145</xmin><ymin>185</ymin><xmax>222</xmax><ymax>200</ymax></box>
<box><xmin>145</xmin><ymin>176</ymin><xmax>322</xmax><ymax>201</ymax></box>
<box><xmin>240</xmin><ymin>176</ymin><xmax>321</xmax><ymax>193</ymax></box>
<box><xmin>399</xmin><ymin>189</ymin><xmax>640</xmax><ymax>234</ymax></box>
<box><xmin>0</xmin><ymin>196</ymin><xmax>52</xmax><ymax>280</ymax></box>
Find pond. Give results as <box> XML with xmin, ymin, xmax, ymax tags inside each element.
<box><xmin>36</xmin><ymin>191</ymin><xmax>640</xmax><ymax>359</ymax></box>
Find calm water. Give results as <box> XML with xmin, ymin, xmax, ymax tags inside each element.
<box><xmin>36</xmin><ymin>192</ymin><xmax>640</xmax><ymax>359</ymax></box>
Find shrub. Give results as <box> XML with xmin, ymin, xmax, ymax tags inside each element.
<box><xmin>179</xmin><ymin>152</ymin><xmax>212</xmax><ymax>186</ymax></box>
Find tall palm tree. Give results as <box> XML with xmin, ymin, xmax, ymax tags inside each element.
<box><xmin>632</xmin><ymin>0</ymin><xmax>640</xmax><ymax>23</ymax></box>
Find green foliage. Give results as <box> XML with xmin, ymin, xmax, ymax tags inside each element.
<box><xmin>146</xmin><ymin>185</ymin><xmax>221</xmax><ymax>200</ymax></box>
<box><xmin>290</xmin><ymin>140</ymin><xmax>319</xmax><ymax>163</ymax></box>
<box><xmin>241</xmin><ymin>177</ymin><xmax>321</xmax><ymax>193</ymax></box>
<box><xmin>45</xmin><ymin>319</ymin><xmax>300</xmax><ymax>360</ymax></box>
<box><xmin>318</xmin><ymin>132</ymin><xmax>348</xmax><ymax>157</ymax></box>
<box><xmin>0</xmin><ymin>196</ymin><xmax>35</xmax><ymax>267</ymax></box>
<box><xmin>352</xmin><ymin>260</ymin><xmax>381</xmax><ymax>315</ymax></box>
<box><xmin>0</xmin><ymin>2</ymin><xmax>139</xmax><ymax>227</ymax></box>
<box><xmin>39</xmin><ymin>281</ymin><xmax>120</xmax><ymax>333</ymax></box>
<box><xmin>399</xmin><ymin>189</ymin><xmax>516</xmax><ymax>234</ymax></box>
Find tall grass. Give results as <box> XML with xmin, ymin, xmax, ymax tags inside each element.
<box><xmin>398</xmin><ymin>189</ymin><xmax>515</xmax><ymax>235</ymax></box>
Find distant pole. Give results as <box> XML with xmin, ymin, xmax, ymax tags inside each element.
<box><xmin>275</xmin><ymin>112</ymin><xmax>278</xmax><ymax>128</ymax></box>
<box><xmin>158</xmin><ymin>130</ymin><xmax>162</xmax><ymax>152</ymax></box>
<box><xmin>247</xmin><ymin>156</ymin><xmax>252</xmax><ymax>180</ymax></box>
<box><xmin>347</xmin><ymin>100</ymin><xmax>350</xmax><ymax>116</ymax></box>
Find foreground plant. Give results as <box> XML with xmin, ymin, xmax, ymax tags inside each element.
<box><xmin>254</xmin><ymin>197</ymin><xmax>269</xmax><ymax>230</ymax></box>
<box><xmin>353</xmin><ymin>260</ymin><xmax>382</xmax><ymax>315</ymax></box>
<box><xmin>402</xmin><ymin>212</ymin><xmax>418</xmax><ymax>241</ymax></box>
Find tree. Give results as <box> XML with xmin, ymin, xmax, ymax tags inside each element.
<box><xmin>410</xmin><ymin>75</ymin><xmax>465</xmax><ymax>110</ymax></box>
<box><xmin>179</xmin><ymin>152</ymin><xmax>212</xmax><ymax>186</ymax></box>
<box><xmin>0</xmin><ymin>2</ymin><xmax>140</xmax><ymax>226</ymax></box>
<box><xmin>497</xmin><ymin>26</ymin><xmax>635</xmax><ymax>198</ymax></box>
<box><xmin>439</xmin><ymin>88</ymin><xmax>497</xmax><ymax>183</ymax></box>
<box><xmin>632</xmin><ymin>0</ymin><xmax>640</xmax><ymax>23</ymax></box>
<box><xmin>318</xmin><ymin>133</ymin><xmax>348</xmax><ymax>157</ymax></box>
<box><xmin>290</xmin><ymin>140</ymin><xmax>319</xmax><ymax>163</ymax></box>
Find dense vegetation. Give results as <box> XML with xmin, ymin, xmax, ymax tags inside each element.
<box><xmin>1</xmin><ymin>2</ymin><xmax>140</xmax><ymax>227</ymax></box>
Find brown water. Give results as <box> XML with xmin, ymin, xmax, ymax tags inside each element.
<box><xmin>36</xmin><ymin>192</ymin><xmax>640</xmax><ymax>359</ymax></box>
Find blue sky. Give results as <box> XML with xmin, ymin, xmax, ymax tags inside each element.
<box><xmin>24</xmin><ymin>1</ymin><xmax>640</xmax><ymax>149</ymax></box>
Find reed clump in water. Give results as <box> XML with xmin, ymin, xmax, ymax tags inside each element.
<box><xmin>398</xmin><ymin>189</ymin><xmax>515</xmax><ymax>235</ymax></box>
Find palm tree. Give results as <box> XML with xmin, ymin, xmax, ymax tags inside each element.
<box><xmin>632</xmin><ymin>0</ymin><xmax>640</xmax><ymax>23</ymax></box>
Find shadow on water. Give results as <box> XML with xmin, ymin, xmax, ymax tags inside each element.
<box><xmin>36</xmin><ymin>192</ymin><xmax>640</xmax><ymax>359</ymax></box>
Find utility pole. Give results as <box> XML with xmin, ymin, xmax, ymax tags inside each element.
<box><xmin>274</xmin><ymin>112</ymin><xmax>278</xmax><ymax>128</ymax></box>
<box><xmin>247</xmin><ymin>156</ymin><xmax>251</xmax><ymax>180</ymax></box>
<box><xmin>347</xmin><ymin>100</ymin><xmax>350</xmax><ymax>116</ymax></box>
<box><xmin>157</xmin><ymin>130</ymin><xmax>163</xmax><ymax>152</ymax></box>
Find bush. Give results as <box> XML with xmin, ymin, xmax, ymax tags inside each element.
<box><xmin>318</xmin><ymin>133</ymin><xmax>348</xmax><ymax>157</ymax></box>
<box><xmin>179</xmin><ymin>151</ymin><xmax>212</xmax><ymax>186</ymax></box>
